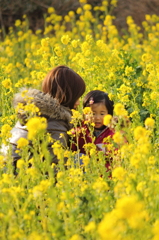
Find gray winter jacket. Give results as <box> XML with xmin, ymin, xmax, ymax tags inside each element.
<box><xmin>10</xmin><ymin>88</ymin><xmax>72</xmax><ymax>170</ymax></box>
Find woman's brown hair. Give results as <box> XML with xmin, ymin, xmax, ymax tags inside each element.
<box><xmin>42</xmin><ymin>65</ymin><xmax>86</xmax><ymax>109</ymax></box>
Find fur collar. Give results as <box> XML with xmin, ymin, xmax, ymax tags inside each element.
<box><xmin>13</xmin><ymin>88</ymin><xmax>72</xmax><ymax>123</ymax></box>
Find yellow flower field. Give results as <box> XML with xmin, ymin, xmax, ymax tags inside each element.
<box><xmin>1</xmin><ymin>0</ymin><xmax>159</xmax><ymax>239</ymax></box>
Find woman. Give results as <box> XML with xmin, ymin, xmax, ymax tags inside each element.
<box><xmin>10</xmin><ymin>65</ymin><xmax>86</xmax><ymax>171</ymax></box>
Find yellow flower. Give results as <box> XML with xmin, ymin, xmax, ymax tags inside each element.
<box><xmin>2</xmin><ymin>173</ymin><xmax>12</xmax><ymax>184</ymax></box>
<box><xmin>134</xmin><ymin>126</ymin><xmax>147</xmax><ymax>140</ymax></box>
<box><xmin>125</xmin><ymin>66</ymin><xmax>134</xmax><ymax>76</ymax></box>
<box><xmin>98</xmin><ymin>210</ymin><xmax>124</xmax><ymax>240</ymax></box>
<box><xmin>68</xmin><ymin>11</ymin><xmax>75</xmax><ymax>18</ymax></box>
<box><xmin>104</xmin><ymin>15</ymin><xmax>112</xmax><ymax>26</ymax></box>
<box><xmin>17</xmin><ymin>138</ymin><xmax>29</xmax><ymax>149</ymax></box>
<box><xmin>79</xmin><ymin>0</ymin><xmax>87</xmax><ymax>3</ymax></box>
<box><xmin>24</xmin><ymin>103</ymin><xmax>40</xmax><ymax>115</ymax></box>
<box><xmin>76</xmin><ymin>7</ymin><xmax>82</xmax><ymax>14</ymax></box>
<box><xmin>57</xmin><ymin>171</ymin><xmax>64</xmax><ymax>179</ymax></box>
<box><xmin>136</xmin><ymin>181</ymin><xmax>146</xmax><ymax>192</ymax></box>
<box><xmin>69</xmin><ymin>234</ymin><xmax>82</xmax><ymax>240</ymax></box>
<box><xmin>32</xmin><ymin>180</ymin><xmax>51</xmax><ymax>198</ymax></box>
<box><xmin>26</xmin><ymin>117</ymin><xmax>47</xmax><ymax>140</ymax></box>
<box><xmin>112</xmin><ymin>167</ymin><xmax>126</xmax><ymax>181</ymax></box>
<box><xmin>28</xmin><ymin>232</ymin><xmax>43</xmax><ymax>240</ymax></box>
<box><xmin>115</xmin><ymin>195</ymin><xmax>145</xmax><ymax>229</ymax></box>
<box><xmin>153</xmin><ymin>220</ymin><xmax>159</xmax><ymax>239</ymax></box>
<box><xmin>85</xmin><ymin>221</ymin><xmax>96</xmax><ymax>232</ymax></box>
<box><xmin>15</xmin><ymin>19</ymin><xmax>21</xmax><ymax>27</ymax></box>
<box><xmin>81</xmin><ymin>41</ymin><xmax>89</xmax><ymax>52</ymax></box>
<box><xmin>83</xmin><ymin>107</ymin><xmax>91</xmax><ymax>115</ymax></box>
<box><xmin>17</xmin><ymin>159</ymin><xmax>25</xmax><ymax>169</ymax></box>
<box><xmin>113</xmin><ymin>131</ymin><xmax>125</xmax><ymax>145</ymax></box>
<box><xmin>0</xmin><ymin>124</ymin><xmax>12</xmax><ymax>144</ymax></box>
<box><xmin>71</xmin><ymin>40</ymin><xmax>78</xmax><ymax>48</ymax></box>
<box><xmin>114</xmin><ymin>103</ymin><xmax>128</xmax><ymax>116</ymax></box>
<box><xmin>71</xmin><ymin>110</ymin><xmax>82</xmax><ymax>124</ymax></box>
<box><xmin>146</xmin><ymin>63</ymin><xmax>154</xmax><ymax>73</ymax></box>
<box><xmin>93</xmin><ymin>178</ymin><xmax>109</xmax><ymax>192</ymax></box>
<box><xmin>103</xmin><ymin>114</ymin><xmax>112</xmax><ymax>125</ymax></box>
<box><xmin>54</xmin><ymin>46</ymin><xmax>62</xmax><ymax>57</ymax></box>
<box><xmin>80</xmin><ymin>155</ymin><xmax>90</xmax><ymax>166</ymax></box>
<box><xmin>57</xmin><ymin>202</ymin><xmax>65</xmax><ymax>211</ymax></box>
<box><xmin>41</xmin><ymin>38</ymin><xmax>49</xmax><ymax>47</ymax></box>
<box><xmin>111</xmin><ymin>0</ymin><xmax>117</xmax><ymax>7</ymax></box>
<box><xmin>48</xmin><ymin>7</ymin><xmax>55</xmax><ymax>13</ymax></box>
<box><xmin>83</xmin><ymin>4</ymin><xmax>92</xmax><ymax>11</ymax></box>
<box><xmin>141</xmin><ymin>53</ymin><xmax>152</xmax><ymax>62</ymax></box>
<box><xmin>145</xmin><ymin>117</ymin><xmax>155</xmax><ymax>129</ymax></box>
<box><xmin>61</xmin><ymin>35</ymin><xmax>71</xmax><ymax>45</ymax></box>
<box><xmin>52</xmin><ymin>141</ymin><xmax>63</xmax><ymax>160</ymax></box>
<box><xmin>2</xmin><ymin>78</ymin><xmax>12</xmax><ymax>89</ymax></box>
<box><xmin>64</xmin><ymin>15</ymin><xmax>71</xmax><ymax>22</ymax></box>
<box><xmin>130</xmin><ymin>154</ymin><xmax>141</xmax><ymax>168</ymax></box>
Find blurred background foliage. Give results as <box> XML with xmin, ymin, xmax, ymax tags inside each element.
<box><xmin>1</xmin><ymin>0</ymin><xmax>159</xmax><ymax>36</ymax></box>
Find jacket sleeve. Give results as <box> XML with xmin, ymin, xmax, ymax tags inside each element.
<box><xmin>48</xmin><ymin>128</ymin><xmax>69</xmax><ymax>165</ymax></box>
<box><xmin>9</xmin><ymin>123</ymin><xmax>28</xmax><ymax>173</ymax></box>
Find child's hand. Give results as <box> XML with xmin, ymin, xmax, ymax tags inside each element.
<box><xmin>109</xmin><ymin>116</ymin><xmax>130</xmax><ymax>130</ymax></box>
<box><xmin>108</xmin><ymin>116</ymin><xmax>118</xmax><ymax>130</ymax></box>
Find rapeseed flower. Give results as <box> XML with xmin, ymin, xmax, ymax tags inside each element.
<box><xmin>71</xmin><ymin>40</ymin><xmax>78</xmax><ymax>48</ymax></box>
<box><xmin>134</xmin><ymin>126</ymin><xmax>147</xmax><ymax>140</ymax></box>
<box><xmin>0</xmin><ymin>124</ymin><xmax>12</xmax><ymax>144</ymax></box>
<box><xmin>152</xmin><ymin>220</ymin><xmax>159</xmax><ymax>240</ymax></box>
<box><xmin>145</xmin><ymin>117</ymin><xmax>155</xmax><ymax>129</ymax></box>
<box><xmin>93</xmin><ymin>178</ymin><xmax>109</xmax><ymax>192</ymax></box>
<box><xmin>83</xmin><ymin>107</ymin><xmax>91</xmax><ymax>115</ymax></box>
<box><xmin>84</xmin><ymin>221</ymin><xmax>96</xmax><ymax>232</ymax></box>
<box><xmin>71</xmin><ymin>110</ymin><xmax>82</xmax><ymax>124</ymax></box>
<box><xmin>115</xmin><ymin>195</ymin><xmax>146</xmax><ymax>229</ymax></box>
<box><xmin>112</xmin><ymin>167</ymin><xmax>126</xmax><ymax>181</ymax></box>
<box><xmin>17</xmin><ymin>138</ymin><xmax>29</xmax><ymax>149</ymax></box>
<box><xmin>2</xmin><ymin>78</ymin><xmax>12</xmax><ymax>89</ymax></box>
<box><xmin>17</xmin><ymin>159</ymin><xmax>25</xmax><ymax>169</ymax></box>
<box><xmin>26</xmin><ymin>117</ymin><xmax>47</xmax><ymax>140</ymax></box>
<box><xmin>80</xmin><ymin>155</ymin><xmax>90</xmax><ymax>166</ymax></box>
<box><xmin>130</xmin><ymin>153</ymin><xmax>141</xmax><ymax>168</ymax></box>
<box><xmin>48</xmin><ymin>7</ymin><xmax>55</xmax><ymax>14</ymax></box>
<box><xmin>61</xmin><ymin>35</ymin><xmax>71</xmax><ymax>45</ymax></box>
<box><xmin>69</xmin><ymin>234</ymin><xmax>82</xmax><ymax>240</ymax></box>
<box><xmin>114</xmin><ymin>103</ymin><xmax>128</xmax><ymax>117</ymax></box>
<box><xmin>2</xmin><ymin>173</ymin><xmax>12</xmax><ymax>184</ymax></box>
<box><xmin>141</xmin><ymin>53</ymin><xmax>152</xmax><ymax>62</ymax></box>
<box><xmin>113</xmin><ymin>131</ymin><xmax>125</xmax><ymax>145</ymax></box>
<box><xmin>103</xmin><ymin>114</ymin><xmax>112</xmax><ymax>126</ymax></box>
<box><xmin>98</xmin><ymin>210</ymin><xmax>124</xmax><ymax>240</ymax></box>
<box><xmin>15</xmin><ymin>19</ymin><xmax>21</xmax><ymax>27</ymax></box>
<box><xmin>83</xmin><ymin>4</ymin><xmax>92</xmax><ymax>11</ymax></box>
<box><xmin>125</xmin><ymin>66</ymin><xmax>134</xmax><ymax>76</ymax></box>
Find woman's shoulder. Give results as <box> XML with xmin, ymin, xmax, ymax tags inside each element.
<box><xmin>13</xmin><ymin>88</ymin><xmax>72</xmax><ymax>123</ymax></box>
<box><xmin>47</xmin><ymin>118</ymin><xmax>71</xmax><ymax>132</ymax></box>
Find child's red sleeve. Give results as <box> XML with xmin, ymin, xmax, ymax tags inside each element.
<box><xmin>70</xmin><ymin>137</ymin><xmax>77</xmax><ymax>151</ymax></box>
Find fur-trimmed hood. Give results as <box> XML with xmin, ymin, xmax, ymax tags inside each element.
<box><xmin>13</xmin><ymin>88</ymin><xmax>72</xmax><ymax>124</ymax></box>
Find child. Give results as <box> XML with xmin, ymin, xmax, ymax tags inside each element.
<box><xmin>71</xmin><ymin>90</ymin><xmax>115</xmax><ymax>171</ymax></box>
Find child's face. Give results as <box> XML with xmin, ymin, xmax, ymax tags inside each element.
<box><xmin>91</xmin><ymin>103</ymin><xmax>108</xmax><ymax>128</ymax></box>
